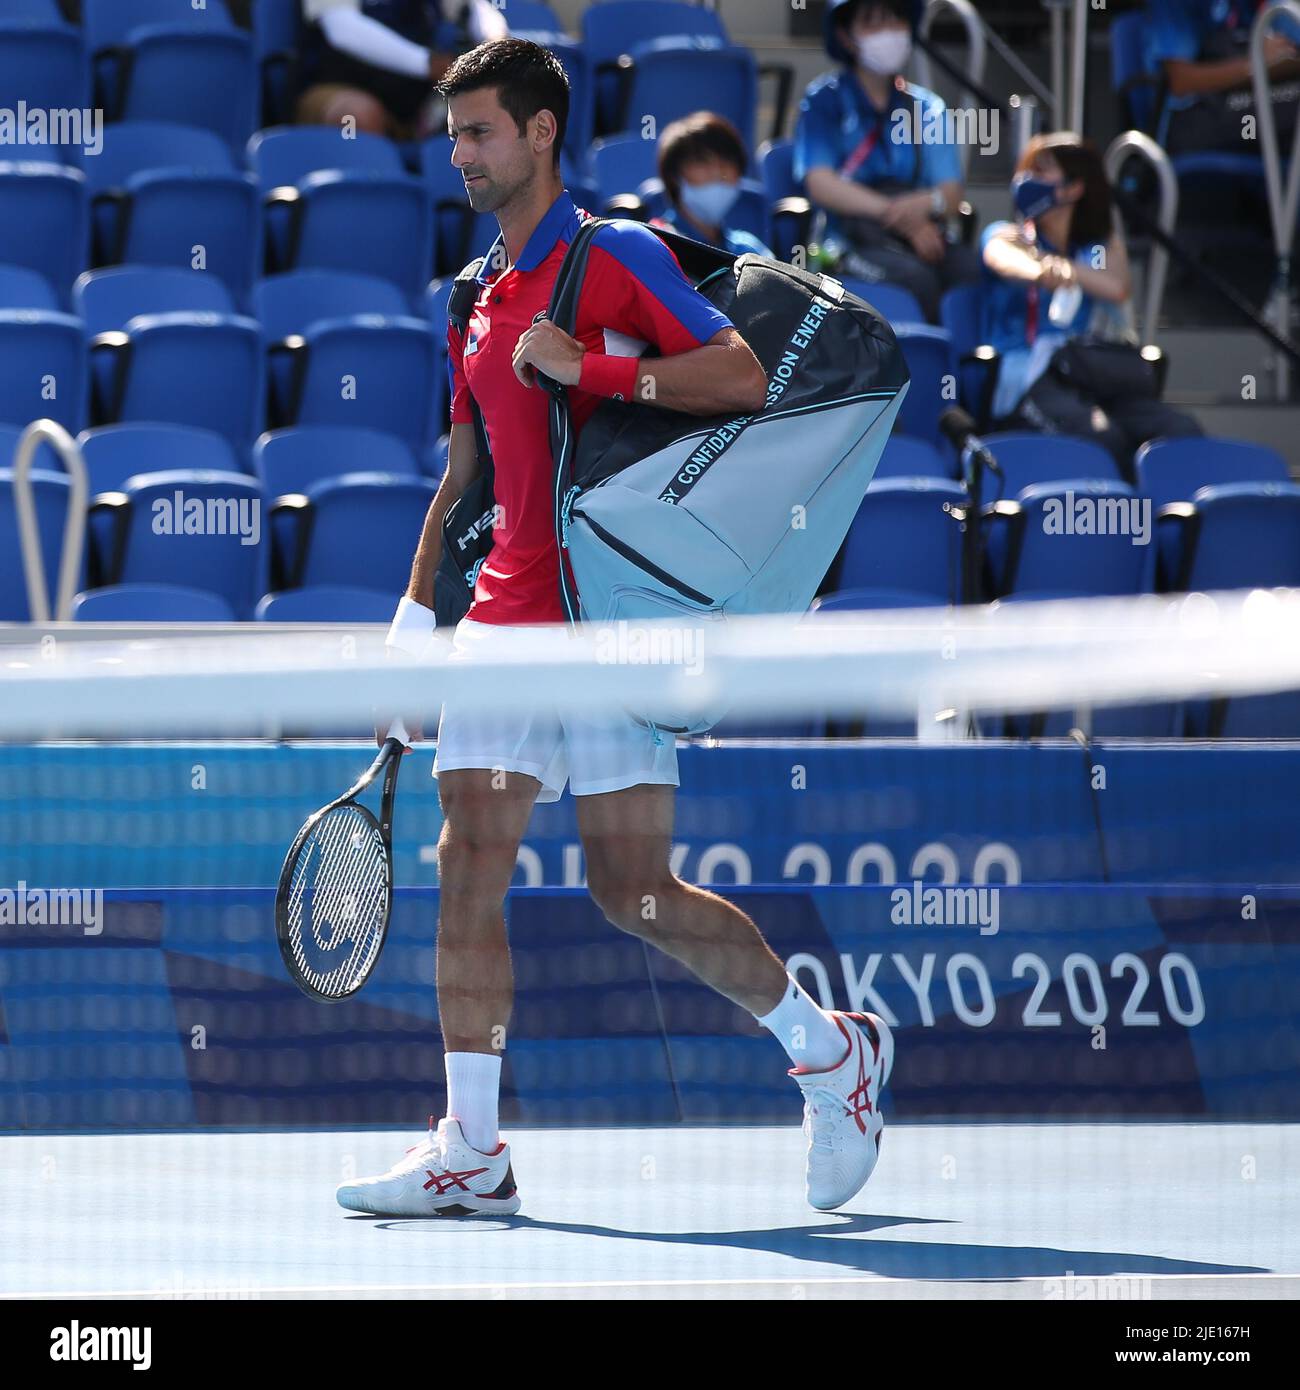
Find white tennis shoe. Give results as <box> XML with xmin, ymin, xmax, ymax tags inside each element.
<box><xmin>792</xmin><ymin>1012</ymin><xmax>895</xmax><ymax>1211</ymax></box>
<box><xmin>336</xmin><ymin>1117</ymin><xmax>520</xmax><ymax>1217</ymax></box>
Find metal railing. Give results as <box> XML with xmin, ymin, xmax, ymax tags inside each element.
<box><xmin>1104</xmin><ymin>131</ymin><xmax>1178</xmax><ymax>344</ymax></box>
<box><xmin>12</xmin><ymin>420</ymin><xmax>87</xmax><ymax>624</ymax></box>
<box><xmin>914</xmin><ymin>0</ymin><xmax>986</xmax><ymax>179</ymax></box>
<box><xmin>1251</xmin><ymin>0</ymin><xmax>1300</xmax><ymax>398</ymax></box>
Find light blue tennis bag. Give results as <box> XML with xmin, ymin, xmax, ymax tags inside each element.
<box><xmin>542</xmin><ymin>218</ymin><xmax>911</xmax><ymax>733</ymax></box>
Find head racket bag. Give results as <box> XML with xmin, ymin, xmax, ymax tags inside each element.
<box><xmin>542</xmin><ymin>217</ymin><xmax>910</xmax><ymax>733</ymax></box>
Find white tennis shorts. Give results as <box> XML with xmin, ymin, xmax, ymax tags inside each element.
<box><xmin>433</xmin><ymin>619</ymin><xmax>679</xmax><ymax>803</ymax></box>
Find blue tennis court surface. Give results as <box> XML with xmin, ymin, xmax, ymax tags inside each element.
<box><xmin>3</xmin><ymin>1122</ymin><xmax>1296</xmax><ymax>1299</ymax></box>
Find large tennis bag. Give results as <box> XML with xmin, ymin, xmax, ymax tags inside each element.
<box><xmin>436</xmin><ymin>215</ymin><xmax>910</xmax><ymax>732</ymax></box>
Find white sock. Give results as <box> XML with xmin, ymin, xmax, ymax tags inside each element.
<box><xmin>755</xmin><ymin>975</ymin><xmax>848</xmax><ymax>1071</ymax></box>
<box><xmin>444</xmin><ymin>1052</ymin><xmax>502</xmax><ymax>1153</ymax></box>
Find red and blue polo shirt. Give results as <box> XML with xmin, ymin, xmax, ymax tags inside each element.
<box><xmin>447</xmin><ymin>190</ymin><xmax>735</xmax><ymax>625</ymax></box>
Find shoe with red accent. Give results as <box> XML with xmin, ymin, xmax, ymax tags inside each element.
<box><xmin>792</xmin><ymin>1012</ymin><xmax>894</xmax><ymax>1211</ymax></box>
<box><xmin>336</xmin><ymin>1117</ymin><xmax>520</xmax><ymax>1217</ymax></box>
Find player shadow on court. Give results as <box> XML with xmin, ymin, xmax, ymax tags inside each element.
<box><xmin>359</xmin><ymin>1213</ymin><xmax>1265</xmax><ymax>1281</ymax></box>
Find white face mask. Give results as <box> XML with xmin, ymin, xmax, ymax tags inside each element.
<box><xmin>679</xmin><ymin>180</ymin><xmax>740</xmax><ymax>228</ymax></box>
<box><xmin>856</xmin><ymin>30</ymin><xmax>912</xmax><ymax>75</ymax></box>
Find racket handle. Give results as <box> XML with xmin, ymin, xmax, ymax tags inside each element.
<box><xmin>388</xmin><ymin>717</ymin><xmax>411</xmax><ymax>747</ymax></box>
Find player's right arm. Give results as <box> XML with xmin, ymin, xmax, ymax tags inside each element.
<box><xmin>376</xmin><ymin>423</ymin><xmax>480</xmax><ymax>747</ymax></box>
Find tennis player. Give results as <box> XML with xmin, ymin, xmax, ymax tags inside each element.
<box><xmin>340</xmin><ymin>36</ymin><xmax>894</xmax><ymax>1218</ymax></box>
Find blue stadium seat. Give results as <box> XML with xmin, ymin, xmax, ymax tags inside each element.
<box><xmin>275</xmin><ymin>172</ymin><xmax>432</xmax><ymax>302</ymax></box>
<box><xmin>111</xmin><ymin>29</ymin><xmax>257</xmax><ymax>153</ymax></box>
<box><xmin>582</xmin><ymin>1</ymin><xmax>728</xmax><ymax>133</ymax></box>
<box><xmin>4</xmin><ymin>1</ymin><xmax>68</xmax><ymax>20</ymax></box>
<box><xmin>892</xmin><ymin>324</ymin><xmax>956</xmax><ymax>446</ymax></box>
<box><xmin>107</xmin><ymin>312</ymin><xmax>263</xmax><ymax>451</ymax></box>
<box><xmin>847</xmin><ymin>280</ymin><xmax>926</xmax><ymax>327</ymax></box>
<box><xmin>619</xmin><ymin>39</ymin><xmax>758</xmax><ymax>152</ymax></box>
<box><xmin>939</xmin><ymin>284</ymin><xmax>1001</xmax><ymax>425</ymax></box>
<box><xmin>0</xmin><ymin>423</ymin><xmax>60</xmax><ymax>473</ymax></box>
<box><xmin>1109</xmin><ymin>10</ymin><xmax>1158</xmax><ymax>133</ymax></box>
<box><xmin>759</xmin><ymin>137</ymin><xmax>800</xmax><ymax>201</ymax></box>
<box><xmin>248</xmin><ymin>127</ymin><xmax>405</xmax><ymax>186</ymax></box>
<box><xmin>981</xmin><ymin>433</ymin><xmax>1120</xmax><ymax>493</ymax></box>
<box><xmin>758</xmin><ymin>138</ymin><xmax>810</xmax><ymax>260</ymax></box>
<box><xmin>73</xmin><ymin>266</ymin><xmax>234</xmax><ymax>336</ymax></box>
<box><xmin>0</xmin><ymin>311</ymin><xmax>87</xmax><ymax>433</ymax></box>
<box><xmin>976</xmin><ymin>433</ymin><xmax>1122</xmax><ymax>592</ymax></box>
<box><xmin>873</xmin><ymin>435</ymin><xmax>952</xmax><ymax>480</ymax></box>
<box><xmin>102</xmin><ymin>170</ymin><xmax>261</xmax><ymax>302</ymax></box>
<box><xmin>82</xmin><ymin>0</ymin><xmax>236</xmax><ymax>51</ymax></box>
<box><xmin>79</xmin><ymin>423</ymin><xmax>241</xmax><ymax>494</ymax></box>
<box><xmin>1002</xmin><ymin>480</ymin><xmax>1153</xmax><ymax>599</ymax></box>
<box><xmin>990</xmin><ymin>594</ymin><xmax>1182</xmax><ymax>738</ymax></box>
<box><xmin>836</xmin><ymin>477</ymin><xmax>967</xmax><ymax>601</ymax></box>
<box><xmin>296</xmin><ymin>473</ymin><xmax>438</xmax><ymax>591</ymax></box>
<box><xmin>1137</xmin><ymin>435</ymin><xmax>1290</xmax><ymax>587</ymax></box>
<box><xmin>587</xmin><ymin>134</ymin><xmax>662</xmax><ymax>209</ymax></box>
<box><xmin>72</xmin><ymin>582</ymin><xmax>236</xmax><ymax>622</ymax></box>
<box><xmin>264</xmin><ymin>312</ymin><xmax>436</xmax><ymax>448</ymax></box>
<box><xmin>255</xmin><ymin>585</ymin><xmax>397</xmax><ymax>623</ymax></box>
<box><xmin>498</xmin><ymin>0</ymin><xmax>565</xmax><ymax>31</ymax></box>
<box><xmin>811</xmin><ymin>586</ymin><xmax>952</xmax><ymax>736</ymax></box>
<box><xmin>0</xmin><ymin>21</ymin><xmax>91</xmax><ymax>164</ymax></box>
<box><xmin>424</xmin><ymin>278</ymin><xmax>455</xmax><ymax>437</ymax></box>
<box><xmin>0</xmin><ymin>164</ymin><xmax>88</xmax><ymax>310</ymax></box>
<box><xmin>1180</xmin><ymin>482</ymin><xmax>1300</xmax><ymax>591</ymax></box>
<box><xmin>0</xmin><ymin>466</ymin><xmax>84</xmax><ymax>620</ymax></box>
<box><xmin>88</xmin><ymin>119</ymin><xmax>236</xmax><ymax>185</ymax></box>
<box><xmin>110</xmin><ymin>468</ymin><xmax>269</xmax><ymax>618</ymax></box>
<box><xmin>255</xmin><ymin>427</ymin><xmax>418</xmax><ymax>496</ymax></box>
<box><xmin>248</xmin><ymin>0</ymin><xmax>301</xmax><ymax>123</ymax></box>
<box><xmin>1217</xmin><ymin>691</ymin><xmax>1300</xmax><ymax>738</ymax></box>
<box><xmin>252</xmin><ymin>270</ymin><xmax>408</xmax><ymax>339</ymax></box>
<box><xmin>0</xmin><ymin>265</ymin><xmax>59</xmax><ymax>312</ymax></box>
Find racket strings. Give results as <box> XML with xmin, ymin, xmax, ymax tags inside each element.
<box><xmin>286</xmin><ymin>803</ymin><xmax>389</xmax><ymax>995</ymax></box>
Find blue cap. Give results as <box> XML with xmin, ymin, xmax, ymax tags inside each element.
<box><xmin>824</xmin><ymin>0</ymin><xmax>923</xmax><ymax>66</ymax></box>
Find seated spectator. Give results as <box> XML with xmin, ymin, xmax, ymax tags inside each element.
<box><xmin>650</xmin><ymin>112</ymin><xmax>773</xmax><ymax>257</ymax></box>
<box><xmin>1145</xmin><ymin>0</ymin><xmax>1300</xmax><ymax>154</ymax></box>
<box><xmin>981</xmin><ymin>133</ymin><xmax>1201</xmax><ymax>478</ymax></box>
<box><xmin>297</xmin><ymin>0</ymin><xmax>506</xmax><ymax>138</ymax></box>
<box><xmin>795</xmin><ymin>0</ymin><xmax>979</xmax><ymax>321</ymax></box>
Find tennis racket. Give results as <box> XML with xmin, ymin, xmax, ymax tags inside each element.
<box><xmin>276</xmin><ymin>723</ymin><xmax>407</xmax><ymax>1001</ymax></box>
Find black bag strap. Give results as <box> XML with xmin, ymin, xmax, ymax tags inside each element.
<box><xmin>446</xmin><ymin>248</ymin><xmax>495</xmax><ymax>491</ymax></box>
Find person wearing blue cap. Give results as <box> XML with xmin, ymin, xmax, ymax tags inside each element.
<box><xmin>794</xmin><ymin>0</ymin><xmax>979</xmax><ymax>321</ymax></box>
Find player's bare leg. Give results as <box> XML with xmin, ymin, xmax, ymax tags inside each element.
<box><xmin>578</xmin><ymin>782</ymin><xmax>894</xmax><ymax>1210</ymax></box>
<box><xmin>336</xmin><ymin>767</ymin><xmax>536</xmax><ymax>1217</ymax></box>
<box><xmin>434</xmin><ymin>767</ymin><xmax>538</xmax><ymax>1053</ymax></box>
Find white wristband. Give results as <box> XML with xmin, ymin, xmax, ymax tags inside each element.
<box><xmin>386</xmin><ymin>596</ymin><xmax>437</xmax><ymax>658</ymax></box>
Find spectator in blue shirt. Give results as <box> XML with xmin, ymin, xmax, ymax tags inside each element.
<box><xmin>1144</xmin><ymin>0</ymin><xmax>1300</xmax><ymax>153</ymax></box>
<box><xmin>651</xmin><ymin>112</ymin><xmax>773</xmax><ymax>258</ymax></box>
<box><xmin>981</xmin><ymin>133</ymin><xmax>1200</xmax><ymax>477</ymax></box>
<box><xmin>794</xmin><ymin>0</ymin><xmax>979</xmax><ymax>321</ymax></box>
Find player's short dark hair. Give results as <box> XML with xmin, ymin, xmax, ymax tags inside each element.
<box><xmin>437</xmin><ymin>37</ymin><xmax>569</xmax><ymax>168</ymax></box>
<box><xmin>1017</xmin><ymin>132</ymin><xmax>1113</xmax><ymax>250</ymax></box>
<box><xmin>657</xmin><ymin>111</ymin><xmax>749</xmax><ymax>205</ymax></box>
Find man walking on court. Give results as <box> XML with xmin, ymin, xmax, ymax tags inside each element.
<box><xmin>340</xmin><ymin>37</ymin><xmax>893</xmax><ymax>1218</ymax></box>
